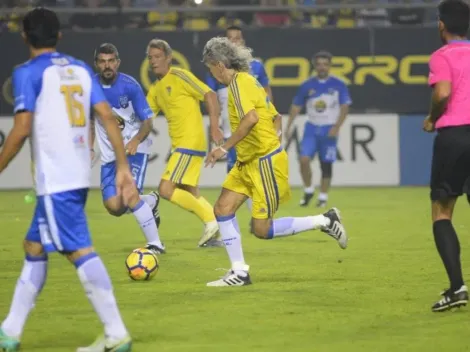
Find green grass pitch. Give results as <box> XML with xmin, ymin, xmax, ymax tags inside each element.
<box><xmin>0</xmin><ymin>187</ymin><xmax>469</xmax><ymax>352</ymax></box>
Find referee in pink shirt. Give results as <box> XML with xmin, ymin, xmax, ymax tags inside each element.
<box><xmin>424</xmin><ymin>0</ymin><xmax>470</xmax><ymax>312</ymax></box>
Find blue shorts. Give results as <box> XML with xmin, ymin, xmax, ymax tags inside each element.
<box><xmin>227</xmin><ymin>147</ymin><xmax>237</xmax><ymax>173</ymax></box>
<box><xmin>300</xmin><ymin>123</ymin><xmax>338</xmax><ymax>163</ymax></box>
<box><xmin>26</xmin><ymin>189</ymin><xmax>91</xmax><ymax>253</ymax></box>
<box><xmin>101</xmin><ymin>153</ymin><xmax>149</xmax><ymax>201</ymax></box>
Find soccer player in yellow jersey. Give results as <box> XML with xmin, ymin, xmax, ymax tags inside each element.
<box><xmin>202</xmin><ymin>37</ymin><xmax>349</xmax><ymax>287</ymax></box>
<box><xmin>146</xmin><ymin>39</ymin><xmax>224</xmax><ymax>248</ymax></box>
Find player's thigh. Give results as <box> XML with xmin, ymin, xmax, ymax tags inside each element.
<box><xmin>250</xmin><ymin>148</ymin><xmax>291</xmax><ymax>220</ymax></box>
<box><xmin>40</xmin><ymin>189</ymin><xmax>92</xmax><ymax>254</ymax></box>
<box><xmin>318</xmin><ymin>134</ymin><xmax>338</xmax><ymax>164</ymax></box>
<box><xmin>128</xmin><ymin>153</ymin><xmax>149</xmax><ymax>193</ymax></box>
<box><xmin>300</xmin><ymin>123</ymin><xmax>318</xmax><ymax>159</ymax></box>
<box><xmin>430</xmin><ymin>129</ymin><xmax>470</xmax><ymax>201</ymax></box>
<box><xmin>216</xmin><ymin>167</ymin><xmax>250</xmax><ymax>216</ymax></box>
<box><xmin>24</xmin><ymin>202</ymin><xmax>47</xmax><ymax>256</ymax></box>
<box><xmin>100</xmin><ymin>161</ymin><xmax>118</xmax><ymax>202</ymax></box>
<box><xmin>162</xmin><ymin>152</ymin><xmax>202</xmax><ymax>187</ymax></box>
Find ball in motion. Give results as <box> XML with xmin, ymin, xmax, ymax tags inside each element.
<box><xmin>125</xmin><ymin>248</ymin><xmax>159</xmax><ymax>281</ymax></box>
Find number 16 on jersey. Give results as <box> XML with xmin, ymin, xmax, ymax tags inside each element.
<box><xmin>60</xmin><ymin>84</ymin><xmax>86</xmax><ymax>127</ymax></box>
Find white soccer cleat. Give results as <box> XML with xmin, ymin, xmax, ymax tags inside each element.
<box><xmin>76</xmin><ymin>334</ymin><xmax>132</xmax><ymax>352</ymax></box>
<box><xmin>207</xmin><ymin>263</ymin><xmax>252</xmax><ymax>287</ymax></box>
<box><xmin>321</xmin><ymin>207</ymin><xmax>348</xmax><ymax>249</ymax></box>
<box><xmin>198</xmin><ymin>220</ymin><xmax>219</xmax><ymax>247</ymax></box>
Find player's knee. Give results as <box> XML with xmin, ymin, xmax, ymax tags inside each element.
<box><xmin>158</xmin><ymin>181</ymin><xmax>175</xmax><ymax>200</ymax></box>
<box><xmin>104</xmin><ymin>202</ymin><xmax>126</xmax><ymax>217</ymax></box>
<box><xmin>23</xmin><ymin>240</ymin><xmax>45</xmax><ymax>257</ymax></box>
<box><xmin>320</xmin><ymin>162</ymin><xmax>332</xmax><ymax>178</ymax></box>
<box><xmin>214</xmin><ymin>199</ymin><xmax>235</xmax><ymax>218</ymax></box>
<box><xmin>64</xmin><ymin>247</ymin><xmax>95</xmax><ymax>264</ymax></box>
<box><xmin>251</xmin><ymin>220</ymin><xmax>271</xmax><ymax>239</ymax></box>
<box><xmin>300</xmin><ymin>156</ymin><xmax>310</xmax><ymax>166</ymax></box>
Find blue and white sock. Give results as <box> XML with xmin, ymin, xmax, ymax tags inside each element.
<box><xmin>1</xmin><ymin>255</ymin><xmax>48</xmax><ymax>339</ymax></box>
<box><xmin>131</xmin><ymin>200</ymin><xmax>163</xmax><ymax>248</ymax></box>
<box><xmin>268</xmin><ymin>216</ymin><xmax>330</xmax><ymax>239</ymax></box>
<box><xmin>140</xmin><ymin>194</ymin><xmax>157</xmax><ymax>209</ymax></box>
<box><xmin>216</xmin><ymin>214</ymin><xmax>247</xmax><ymax>276</ymax></box>
<box><xmin>75</xmin><ymin>253</ymin><xmax>128</xmax><ymax>341</ymax></box>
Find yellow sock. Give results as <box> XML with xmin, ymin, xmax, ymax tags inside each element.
<box><xmin>197</xmin><ymin>196</ymin><xmax>216</xmax><ymax>222</ymax></box>
<box><xmin>171</xmin><ymin>189</ymin><xmax>213</xmax><ymax>223</ymax></box>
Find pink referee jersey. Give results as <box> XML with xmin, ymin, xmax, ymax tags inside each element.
<box><xmin>428</xmin><ymin>40</ymin><xmax>470</xmax><ymax>129</ymax></box>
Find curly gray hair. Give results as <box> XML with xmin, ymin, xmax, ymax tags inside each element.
<box><xmin>202</xmin><ymin>37</ymin><xmax>253</xmax><ymax>72</ymax></box>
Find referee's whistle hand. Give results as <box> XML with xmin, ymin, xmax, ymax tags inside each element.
<box><xmin>423</xmin><ymin>116</ymin><xmax>435</xmax><ymax>133</ymax></box>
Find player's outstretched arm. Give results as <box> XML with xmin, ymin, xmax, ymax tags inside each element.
<box><xmin>285</xmin><ymin>104</ymin><xmax>301</xmax><ymax>139</ymax></box>
<box><xmin>94</xmin><ymin>102</ymin><xmax>128</xmax><ymax>167</ymax></box>
<box><xmin>273</xmin><ymin>114</ymin><xmax>282</xmax><ymax>143</ymax></box>
<box><xmin>222</xmin><ymin>110</ymin><xmax>259</xmax><ymax>151</ymax></box>
<box><xmin>0</xmin><ymin>112</ymin><xmax>32</xmax><ymax>173</ymax></box>
<box><xmin>205</xmin><ymin>91</ymin><xmax>223</xmax><ymax>144</ymax></box>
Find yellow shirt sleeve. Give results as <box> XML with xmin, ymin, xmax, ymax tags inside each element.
<box><xmin>172</xmin><ymin>69</ymin><xmax>211</xmax><ymax>101</ymax></box>
<box><xmin>146</xmin><ymin>86</ymin><xmax>160</xmax><ymax>116</ymax></box>
<box><xmin>229</xmin><ymin>75</ymin><xmax>256</xmax><ymax>119</ymax></box>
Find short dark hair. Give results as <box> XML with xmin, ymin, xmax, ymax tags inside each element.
<box><xmin>438</xmin><ymin>0</ymin><xmax>470</xmax><ymax>37</ymax></box>
<box><xmin>313</xmin><ymin>51</ymin><xmax>333</xmax><ymax>63</ymax></box>
<box><xmin>22</xmin><ymin>7</ymin><xmax>60</xmax><ymax>49</ymax></box>
<box><xmin>94</xmin><ymin>43</ymin><xmax>120</xmax><ymax>61</ymax></box>
<box><xmin>226</xmin><ymin>25</ymin><xmax>242</xmax><ymax>34</ymax></box>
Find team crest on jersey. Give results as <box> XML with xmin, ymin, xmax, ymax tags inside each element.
<box><xmin>166</xmin><ymin>86</ymin><xmax>171</xmax><ymax>95</ymax></box>
<box><xmin>314</xmin><ymin>100</ymin><xmax>327</xmax><ymax>113</ymax></box>
<box><xmin>308</xmin><ymin>89</ymin><xmax>315</xmax><ymax>96</ymax></box>
<box><xmin>119</xmin><ymin>95</ymin><xmax>129</xmax><ymax>108</ymax></box>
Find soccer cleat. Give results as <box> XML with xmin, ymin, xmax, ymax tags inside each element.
<box><xmin>198</xmin><ymin>221</ymin><xmax>219</xmax><ymax>247</ymax></box>
<box><xmin>0</xmin><ymin>329</ymin><xmax>20</xmax><ymax>352</ymax></box>
<box><xmin>146</xmin><ymin>243</ymin><xmax>166</xmax><ymax>255</ymax></box>
<box><xmin>432</xmin><ymin>285</ymin><xmax>468</xmax><ymax>312</ymax></box>
<box><xmin>321</xmin><ymin>207</ymin><xmax>348</xmax><ymax>249</ymax></box>
<box><xmin>299</xmin><ymin>192</ymin><xmax>314</xmax><ymax>207</ymax></box>
<box><xmin>207</xmin><ymin>269</ymin><xmax>252</xmax><ymax>287</ymax></box>
<box><xmin>200</xmin><ymin>238</ymin><xmax>224</xmax><ymax>248</ymax></box>
<box><xmin>149</xmin><ymin>191</ymin><xmax>161</xmax><ymax>228</ymax></box>
<box><xmin>316</xmin><ymin>199</ymin><xmax>327</xmax><ymax>208</ymax></box>
<box><xmin>77</xmin><ymin>334</ymin><xmax>132</xmax><ymax>352</ymax></box>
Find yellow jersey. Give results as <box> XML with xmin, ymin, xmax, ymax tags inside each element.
<box><xmin>146</xmin><ymin>67</ymin><xmax>211</xmax><ymax>153</ymax></box>
<box><xmin>228</xmin><ymin>72</ymin><xmax>280</xmax><ymax>162</ymax></box>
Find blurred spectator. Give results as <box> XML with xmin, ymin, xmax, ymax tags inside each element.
<box><xmin>146</xmin><ymin>0</ymin><xmax>181</xmax><ymax>30</ymax></box>
<box><xmin>1</xmin><ymin>0</ymin><xmax>32</xmax><ymax>32</ymax></box>
<box><xmin>117</xmin><ymin>0</ymin><xmax>145</xmax><ymax>28</ymax></box>
<box><xmin>301</xmin><ymin>0</ymin><xmax>334</xmax><ymax>28</ymax></box>
<box><xmin>357</xmin><ymin>0</ymin><xmax>390</xmax><ymax>27</ymax></box>
<box><xmin>388</xmin><ymin>0</ymin><xmax>425</xmax><ymax>25</ymax></box>
<box><xmin>255</xmin><ymin>0</ymin><xmax>291</xmax><ymax>27</ymax></box>
<box><xmin>69</xmin><ymin>0</ymin><xmax>116</xmax><ymax>31</ymax></box>
<box><xmin>216</xmin><ymin>0</ymin><xmax>255</xmax><ymax>26</ymax></box>
<box><xmin>334</xmin><ymin>0</ymin><xmax>357</xmax><ymax>28</ymax></box>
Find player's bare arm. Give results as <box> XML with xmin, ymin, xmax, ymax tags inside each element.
<box><xmin>205</xmin><ymin>109</ymin><xmax>259</xmax><ymax>168</ymax></box>
<box><xmin>285</xmin><ymin>104</ymin><xmax>301</xmax><ymax>140</ymax></box>
<box><xmin>273</xmin><ymin>113</ymin><xmax>282</xmax><ymax>142</ymax></box>
<box><xmin>125</xmin><ymin>118</ymin><xmax>153</xmax><ymax>155</ymax></box>
<box><xmin>89</xmin><ymin>113</ymin><xmax>96</xmax><ymax>160</ymax></box>
<box><xmin>429</xmin><ymin>81</ymin><xmax>451</xmax><ymax>123</ymax></box>
<box><xmin>329</xmin><ymin>104</ymin><xmax>349</xmax><ymax>137</ymax></box>
<box><xmin>0</xmin><ymin>111</ymin><xmax>32</xmax><ymax>173</ymax></box>
<box><xmin>205</xmin><ymin>90</ymin><xmax>223</xmax><ymax>144</ymax></box>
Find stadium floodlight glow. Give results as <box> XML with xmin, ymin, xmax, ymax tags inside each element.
<box><xmin>194</xmin><ymin>0</ymin><xmax>203</xmax><ymax>4</ymax></box>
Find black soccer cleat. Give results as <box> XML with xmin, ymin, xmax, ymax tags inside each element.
<box><xmin>432</xmin><ymin>285</ymin><xmax>468</xmax><ymax>312</ymax></box>
<box><xmin>149</xmin><ymin>191</ymin><xmax>161</xmax><ymax>228</ymax></box>
<box><xmin>299</xmin><ymin>192</ymin><xmax>314</xmax><ymax>207</ymax></box>
<box><xmin>146</xmin><ymin>243</ymin><xmax>166</xmax><ymax>255</ymax></box>
<box><xmin>316</xmin><ymin>199</ymin><xmax>327</xmax><ymax>208</ymax></box>
<box><xmin>321</xmin><ymin>207</ymin><xmax>348</xmax><ymax>249</ymax></box>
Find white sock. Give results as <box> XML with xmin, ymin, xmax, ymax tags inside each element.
<box><xmin>131</xmin><ymin>200</ymin><xmax>163</xmax><ymax>248</ymax></box>
<box><xmin>140</xmin><ymin>194</ymin><xmax>157</xmax><ymax>209</ymax></box>
<box><xmin>217</xmin><ymin>215</ymin><xmax>247</xmax><ymax>277</ymax></box>
<box><xmin>270</xmin><ymin>216</ymin><xmax>330</xmax><ymax>238</ymax></box>
<box><xmin>318</xmin><ymin>193</ymin><xmax>328</xmax><ymax>201</ymax></box>
<box><xmin>245</xmin><ymin>198</ymin><xmax>253</xmax><ymax>212</ymax></box>
<box><xmin>75</xmin><ymin>253</ymin><xmax>128</xmax><ymax>341</ymax></box>
<box><xmin>1</xmin><ymin>256</ymin><xmax>47</xmax><ymax>339</ymax></box>
<box><xmin>304</xmin><ymin>186</ymin><xmax>314</xmax><ymax>194</ymax></box>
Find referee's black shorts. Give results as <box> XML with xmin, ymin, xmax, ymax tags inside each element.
<box><xmin>431</xmin><ymin>125</ymin><xmax>470</xmax><ymax>201</ymax></box>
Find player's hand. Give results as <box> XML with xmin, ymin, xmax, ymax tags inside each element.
<box><xmin>125</xmin><ymin>138</ymin><xmax>139</xmax><ymax>155</ymax></box>
<box><xmin>210</xmin><ymin>126</ymin><xmax>224</xmax><ymax>146</ymax></box>
<box><xmin>205</xmin><ymin>146</ymin><xmax>227</xmax><ymax>168</ymax></box>
<box><xmin>328</xmin><ymin>126</ymin><xmax>340</xmax><ymax>137</ymax></box>
<box><xmin>423</xmin><ymin>116</ymin><xmax>435</xmax><ymax>133</ymax></box>
<box><xmin>284</xmin><ymin>127</ymin><xmax>292</xmax><ymax>143</ymax></box>
<box><xmin>115</xmin><ymin>165</ymin><xmax>136</xmax><ymax>206</ymax></box>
